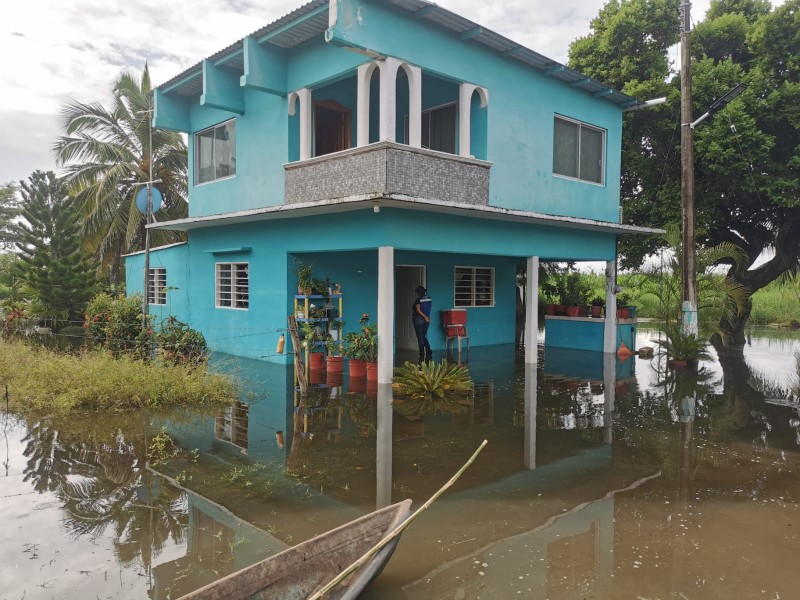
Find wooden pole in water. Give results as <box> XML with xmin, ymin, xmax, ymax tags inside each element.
<box><xmin>308</xmin><ymin>439</ymin><xmax>489</xmax><ymax>600</ymax></box>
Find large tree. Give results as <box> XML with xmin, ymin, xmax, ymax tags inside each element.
<box><xmin>54</xmin><ymin>65</ymin><xmax>188</xmax><ymax>285</ymax></box>
<box><xmin>14</xmin><ymin>171</ymin><xmax>98</xmax><ymax>327</ymax></box>
<box><xmin>0</xmin><ymin>182</ymin><xmax>20</xmax><ymax>250</ymax></box>
<box><xmin>570</xmin><ymin>0</ymin><xmax>800</xmax><ymax>344</ymax></box>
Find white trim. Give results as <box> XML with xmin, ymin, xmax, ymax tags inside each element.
<box><xmin>378</xmin><ymin>247</ymin><xmax>395</xmax><ymax>384</ymax></box>
<box><xmin>195</xmin><ymin>173</ymin><xmax>236</xmax><ymax>187</ymax></box>
<box><xmin>215</xmin><ymin>261</ymin><xmax>250</xmax><ymax>310</ymax></box>
<box><xmin>147</xmin><ymin>267</ymin><xmax>167</xmax><ymax>306</ymax></box>
<box><xmin>553</xmin><ymin>114</ymin><xmax>606</xmax><ymax>186</ymax></box>
<box><xmin>194</xmin><ymin>118</ymin><xmax>237</xmax><ymax>185</ymax></box>
<box><xmin>524</xmin><ymin>257</ymin><xmax>538</xmax><ymax>364</ymax></box>
<box><xmin>123</xmin><ymin>241</ymin><xmax>186</xmax><ymax>257</ymax></box>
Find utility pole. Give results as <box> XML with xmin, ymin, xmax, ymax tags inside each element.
<box><xmin>679</xmin><ymin>0</ymin><xmax>698</xmax><ymax>336</ymax></box>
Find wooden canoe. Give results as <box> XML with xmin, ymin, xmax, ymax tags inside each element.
<box><xmin>178</xmin><ymin>499</ymin><xmax>413</xmax><ymax>600</ymax></box>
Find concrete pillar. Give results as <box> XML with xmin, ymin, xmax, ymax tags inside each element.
<box><xmin>604</xmin><ymin>260</ymin><xmax>617</xmax><ymax>354</ymax></box>
<box><xmin>603</xmin><ymin>352</ymin><xmax>616</xmax><ymax>444</ymax></box>
<box><xmin>406</xmin><ymin>64</ymin><xmax>422</xmax><ymax>148</ymax></box>
<box><xmin>379</xmin><ymin>58</ymin><xmax>399</xmax><ymax>142</ymax></box>
<box><xmin>377</xmin><ymin>246</ymin><xmax>395</xmax><ymax>383</ymax></box>
<box><xmin>458</xmin><ymin>83</ymin><xmax>489</xmax><ymax>157</ymax></box>
<box><xmin>524</xmin><ymin>363</ymin><xmax>537</xmax><ymax>470</ymax></box>
<box><xmin>288</xmin><ymin>88</ymin><xmax>312</xmax><ymax>160</ymax></box>
<box><xmin>524</xmin><ymin>256</ymin><xmax>539</xmax><ymax>364</ymax></box>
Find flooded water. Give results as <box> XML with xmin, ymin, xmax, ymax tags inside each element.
<box><xmin>2</xmin><ymin>329</ymin><xmax>800</xmax><ymax>599</ymax></box>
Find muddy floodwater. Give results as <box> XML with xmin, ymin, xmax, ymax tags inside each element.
<box><xmin>3</xmin><ymin>329</ymin><xmax>800</xmax><ymax>599</ymax></box>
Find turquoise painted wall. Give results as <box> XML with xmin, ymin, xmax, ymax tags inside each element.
<box><xmin>157</xmin><ymin>0</ymin><xmax>624</xmax><ymax>223</ymax></box>
<box><xmin>127</xmin><ymin>207</ymin><xmax>616</xmax><ymax>361</ymax></box>
<box><xmin>125</xmin><ymin>243</ymin><xmax>191</xmax><ymax>327</ymax></box>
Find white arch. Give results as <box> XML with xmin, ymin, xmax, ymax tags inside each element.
<box><xmin>356</xmin><ymin>62</ymin><xmax>380</xmax><ymax>147</ymax></box>
<box><xmin>459</xmin><ymin>83</ymin><xmax>489</xmax><ymax>157</ymax></box>
<box><xmin>398</xmin><ymin>61</ymin><xmax>422</xmax><ymax>148</ymax></box>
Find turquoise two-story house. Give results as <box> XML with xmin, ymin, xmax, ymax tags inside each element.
<box><xmin>125</xmin><ymin>0</ymin><xmax>657</xmax><ymax>381</ymax></box>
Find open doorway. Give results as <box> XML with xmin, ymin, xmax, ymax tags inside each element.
<box><xmin>396</xmin><ymin>265</ymin><xmax>426</xmax><ymax>350</ymax></box>
<box><xmin>314</xmin><ymin>100</ymin><xmax>351</xmax><ymax>156</ymax></box>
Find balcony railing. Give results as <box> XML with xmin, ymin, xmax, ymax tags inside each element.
<box><xmin>284</xmin><ymin>141</ymin><xmax>491</xmax><ymax>206</ymax></box>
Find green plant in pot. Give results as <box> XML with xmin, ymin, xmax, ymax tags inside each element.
<box><xmin>560</xmin><ymin>272</ymin><xmax>592</xmax><ymax>317</ymax></box>
<box><xmin>293</xmin><ymin>258</ymin><xmax>313</xmax><ymax>295</ymax></box>
<box><xmin>616</xmin><ymin>293</ymin><xmax>631</xmax><ymax>319</ymax></box>
<box><xmin>590</xmin><ymin>296</ymin><xmax>604</xmax><ymax>318</ymax></box>
<box><xmin>300</xmin><ymin>320</ymin><xmax>325</xmax><ymax>369</ymax></box>
<box><xmin>653</xmin><ymin>321</ymin><xmax>712</xmax><ymax>369</ymax></box>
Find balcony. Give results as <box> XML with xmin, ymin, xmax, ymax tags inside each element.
<box><xmin>284</xmin><ymin>141</ymin><xmax>491</xmax><ymax>206</ymax></box>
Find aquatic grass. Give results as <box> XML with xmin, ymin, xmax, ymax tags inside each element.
<box><xmin>0</xmin><ymin>339</ymin><xmax>238</xmax><ymax>414</ymax></box>
<box><xmin>750</xmin><ymin>281</ymin><xmax>800</xmax><ymax>326</ymax></box>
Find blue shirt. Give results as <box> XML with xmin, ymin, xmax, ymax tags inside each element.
<box><xmin>413</xmin><ymin>295</ymin><xmax>432</xmax><ymax>318</ymax></box>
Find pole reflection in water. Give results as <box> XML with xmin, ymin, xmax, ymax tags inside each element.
<box><xmin>376</xmin><ymin>382</ymin><xmax>393</xmax><ymax>509</ymax></box>
<box><xmin>524</xmin><ymin>363</ymin><xmax>537</xmax><ymax>470</ymax></box>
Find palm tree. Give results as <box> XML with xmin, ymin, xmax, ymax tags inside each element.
<box><xmin>54</xmin><ymin>65</ymin><xmax>187</xmax><ymax>285</ymax></box>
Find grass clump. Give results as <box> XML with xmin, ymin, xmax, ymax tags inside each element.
<box><xmin>0</xmin><ymin>338</ymin><xmax>237</xmax><ymax>415</ymax></box>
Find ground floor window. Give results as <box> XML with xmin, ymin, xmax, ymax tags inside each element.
<box><xmin>454</xmin><ymin>266</ymin><xmax>494</xmax><ymax>307</ymax></box>
<box><xmin>148</xmin><ymin>268</ymin><xmax>167</xmax><ymax>305</ymax></box>
<box><xmin>216</xmin><ymin>262</ymin><xmax>249</xmax><ymax>309</ymax></box>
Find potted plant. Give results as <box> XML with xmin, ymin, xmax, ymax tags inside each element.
<box><xmin>293</xmin><ymin>258</ymin><xmax>313</xmax><ymax>296</ymax></box>
<box><xmin>358</xmin><ymin>314</ymin><xmax>378</xmax><ymax>381</ymax></box>
<box><xmin>343</xmin><ymin>329</ymin><xmax>367</xmax><ymax>377</ymax></box>
<box><xmin>560</xmin><ymin>272</ymin><xmax>592</xmax><ymax>317</ymax></box>
<box><xmin>653</xmin><ymin>322</ymin><xmax>712</xmax><ymax>369</ymax></box>
<box><xmin>616</xmin><ymin>293</ymin><xmax>631</xmax><ymax>319</ymax></box>
<box><xmin>325</xmin><ymin>334</ymin><xmax>344</xmax><ymax>373</ymax></box>
<box><xmin>590</xmin><ymin>296</ymin><xmax>604</xmax><ymax>318</ymax></box>
<box><xmin>300</xmin><ymin>321</ymin><xmax>325</xmax><ymax>370</ymax></box>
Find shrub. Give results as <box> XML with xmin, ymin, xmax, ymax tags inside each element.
<box><xmin>84</xmin><ymin>292</ymin><xmax>151</xmax><ymax>358</ymax></box>
<box><xmin>155</xmin><ymin>316</ymin><xmax>209</xmax><ymax>365</ymax></box>
<box><xmin>393</xmin><ymin>359</ymin><xmax>473</xmax><ymax>401</ymax></box>
<box><xmin>653</xmin><ymin>321</ymin><xmax>713</xmax><ymax>365</ymax></box>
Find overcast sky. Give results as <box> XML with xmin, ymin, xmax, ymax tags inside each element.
<box><xmin>0</xmin><ymin>0</ymin><xmax>724</xmax><ymax>185</ymax></box>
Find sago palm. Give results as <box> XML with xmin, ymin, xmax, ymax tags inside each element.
<box><xmin>54</xmin><ymin>65</ymin><xmax>187</xmax><ymax>284</ymax></box>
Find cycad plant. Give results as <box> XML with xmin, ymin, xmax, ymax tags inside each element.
<box><xmin>392</xmin><ymin>360</ymin><xmax>474</xmax><ymax>417</ymax></box>
<box><xmin>653</xmin><ymin>320</ymin><xmax>713</xmax><ymax>366</ymax></box>
<box><xmin>54</xmin><ymin>65</ymin><xmax>188</xmax><ymax>285</ymax></box>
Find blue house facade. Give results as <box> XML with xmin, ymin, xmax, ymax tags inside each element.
<box><xmin>125</xmin><ymin>0</ymin><xmax>657</xmax><ymax>380</ymax></box>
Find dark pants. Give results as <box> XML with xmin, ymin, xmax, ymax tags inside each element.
<box><xmin>413</xmin><ymin>316</ymin><xmax>432</xmax><ymax>361</ymax></box>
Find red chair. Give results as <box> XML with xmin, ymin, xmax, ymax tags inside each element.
<box><xmin>441</xmin><ymin>309</ymin><xmax>469</xmax><ymax>357</ymax></box>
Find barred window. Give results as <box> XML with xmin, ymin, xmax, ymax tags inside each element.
<box><xmin>216</xmin><ymin>263</ymin><xmax>249</xmax><ymax>309</ymax></box>
<box><xmin>196</xmin><ymin>119</ymin><xmax>236</xmax><ymax>184</ymax></box>
<box><xmin>454</xmin><ymin>266</ymin><xmax>494</xmax><ymax>307</ymax></box>
<box><xmin>148</xmin><ymin>268</ymin><xmax>167</xmax><ymax>305</ymax></box>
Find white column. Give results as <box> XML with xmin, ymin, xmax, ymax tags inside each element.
<box><xmin>459</xmin><ymin>83</ymin><xmax>475</xmax><ymax>157</ymax></box>
<box><xmin>290</xmin><ymin>88</ymin><xmax>313</xmax><ymax>160</ymax></box>
<box><xmin>604</xmin><ymin>260</ymin><xmax>617</xmax><ymax>354</ymax></box>
<box><xmin>356</xmin><ymin>63</ymin><xmax>374</xmax><ymax>147</ymax></box>
<box><xmin>377</xmin><ymin>246</ymin><xmax>395</xmax><ymax>383</ymax></box>
<box><xmin>407</xmin><ymin>64</ymin><xmax>422</xmax><ymax>148</ymax></box>
<box><xmin>523</xmin><ymin>363</ymin><xmax>537</xmax><ymax>470</ymax></box>
<box><xmin>525</xmin><ymin>256</ymin><xmax>539</xmax><ymax>364</ymax></box>
<box><xmin>379</xmin><ymin>58</ymin><xmax>399</xmax><ymax>142</ymax></box>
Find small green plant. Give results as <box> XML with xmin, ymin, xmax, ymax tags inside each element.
<box><xmin>591</xmin><ymin>296</ymin><xmax>605</xmax><ymax>307</ymax></box>
<box><xmin>392</xmin><ymin>361</ymin><xmax>474</xmax><ymax>418</ymax></box>
<box><xmin>292</xmin><ymin>258</ymin><xmax>313</xmax><ymax>293</ymax></box>
<box><xmin>653</xmin><ymin>321</ymin><xmax>712</xmax><ymax>365</ymax></box>
<box><xmin>148</xmin><ymin>427</ymin><xmax>177</xmax><ymax>467</ymax></box>
<box><xmin>155</xmin><ymin>316</ymin><xmax>208</xmax><ymax>365</ymax></box>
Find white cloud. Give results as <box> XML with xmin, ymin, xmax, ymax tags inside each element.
<box><xmin>0</xmin><ymin>0</ymin><xmax>734</xmax><ymax>183</ymax></box>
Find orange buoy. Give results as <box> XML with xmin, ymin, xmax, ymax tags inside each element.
<box><xmin>617</xmin><ymin>342</ymin><xmax>633</xmax><ymax>357</ymax></box>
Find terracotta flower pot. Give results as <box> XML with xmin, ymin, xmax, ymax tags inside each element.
<box><xmin>309</xmin><ymin>368</ymin><xmax>325</xmax><ymax>384</ymax></box>
<box><xmin>366</xmin><ymin>361</ymin><xmax>378</xmax><ymax>381</ymax></box>
<box><xmin>326</xmin><ymin>355</ymin><xmax>344</xmax><ymax>373</ymax></box>
<box><xmin>616</xmin><ymin>307</ymin><xmax>630</xmax><ymax>319</ymax></box>
<box><xmin>565</xmin><ymin>306</ymin><xmax>580</xmax><ymax>317</ymax></box>
<box><xmin>545</xmin><ymin>304</ymin><xmax>556</xmax><ymax>316</ymax></box>
<box><xmin>326</xmin><ymin>370</ymin><xmax>343</xmax><ymax>387</ymax></box>
<box><xmin>590</xmin><ymin>305</ymin><xmax>603</xmax><ymax>318</ymax></box>
<box><xmin>349</xmin><ymin>358</ymin><xmax>366</xmax><ymax>378</ymax></box>
<box><xmin>308</xmin><ymin>351</ymin><xmax>325</xmax><ymax>370</ymax></box>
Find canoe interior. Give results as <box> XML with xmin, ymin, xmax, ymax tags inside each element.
<box><xmin>179</xmin><ymin>499</ymin><xmax>413</xmax><ymax>600</ymax></box>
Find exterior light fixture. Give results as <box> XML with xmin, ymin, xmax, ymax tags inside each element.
<box><xmin>373</xmin><ymin>202</ymin><xmax>380</xmax><ymax>213</ymax></box>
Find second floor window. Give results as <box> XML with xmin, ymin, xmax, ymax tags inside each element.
<box><xmin>405</xmin><ymin>103</ymin><xmax>457</xmax><ymax>154</ymax></box>
<box><xmin>216</xmin><ymin>262</ymin><xmax>249</xmax><ymax>309</ymax></box>
<box><xmin>148</xmin><ymin>267</ymin><xmax>167</xmax><ymax>305</ymax></box>
<box><xmin>196</xmin><ymin>120</ymin><xmax>236</xmax><ymax>184</ymax></box>
<box><xmin>454</xmin><ymin>266</ymin><xmax>494</xmax><ymax>307</ymax></box>
<box><xmin>553</xmin><ymin>116</ymin><xmax>605</xmax><ymax>185</ymax></box>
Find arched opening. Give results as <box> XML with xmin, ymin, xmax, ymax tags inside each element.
<box><xmin>287</xmin><ymin>92</ymin><xmax>300</xmax><ymax>162</ymax></box>
<box><xmin>470</xmin><ymin>87</ymin><xmax>488</xmax><ymax>160</ymax></box>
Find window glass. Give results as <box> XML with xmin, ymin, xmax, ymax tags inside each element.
<box><xmin>454</xmin><ymin>266</ymin><xmax>495</xmax><ymax>307</ymax></box>
<box><xmin>196</xmin><ymin>120</ymin><xmax>236</xmax><ymax>184</ymax></box>
<box><xmin>216</xmin><ymin>262</ymin><xmax>248</xmax><ymax>309</ymax></box>
<box><xmin>148</xmin><ymin>268</ymin><xmax>167</xmax><ymax>305</ymax></box>
<box><xmin>553</xmin><ymin>116</ymin><xmax>605</xmax><ymax>184</ymax></box>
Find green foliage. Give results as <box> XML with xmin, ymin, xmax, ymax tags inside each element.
<box><xmin>54</xmin><ymin>66</ymin><xmax>188</xmax><ymax>285</ymax></box>
<box><xmin>0</xmin><ymin>338</ymin><xmax>237</xmax><ymax>415</ymax></box>
<box><xmin>540</xmin><ymin>267</ymin><xmax>594</xmax><ymax>306</ymax></box>
<box><xmin>14</xmin><ymin>171</ymin><xmax>98</xmax><ymax>328</ymax></box>
<box><xmin>0</xmin><ymin>181</ymin><xmax>20</xmax><ymax>250</ymax></box>
<box><xmin>653</xmin><ymin>321</ymin><xmax>713</xmax><ymax>363</ymax></box>
<box><xmin>392</xmin><ymin>359</ymin><xmax>474</xmax><ymax>402</ymax></box>
<box><xmin>749</xmin><ymin>279</ymin><xmax>800</xmax><ymax>325</ymax></box>
<box><xmin>343</xmin><ymin>314</ymin><xmax>376</xmax><ymax>362</ymax></box>
<box><xmin>84</xmin><ymin>292</ymin><xmax>151</xmax><ymax>357</ymax></box>
<box><xmin>147</xmin><ymin>427</ymin><xmax>178</xmax><ymax>467</ymax></box>
<box><xmin>155</xmin><ymin>316</ymin><xmax>208</xmax><ymax>365</ymax></box>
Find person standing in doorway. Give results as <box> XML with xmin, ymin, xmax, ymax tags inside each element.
<box><xmin>412</xmin><ymin>285</ymin><xmax>433</xmax><ymax>364</ymax></box>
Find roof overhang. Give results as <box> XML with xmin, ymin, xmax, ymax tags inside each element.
<box><xmin>158</xmin><ymin>0</ymin><xmax>640</xmax><ymax>109</ymax></box>
<box><xmin>148</xmin><ymin>196</ymin><xmax>662</xmax><ymax>236</ymax></box>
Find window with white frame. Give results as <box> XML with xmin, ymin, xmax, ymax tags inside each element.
<box><xmin>216</xmin><ymin>263</ymin><xmax>249</xmax><ymax>309</ymax></box>
<box><xmin>148</xmin><ymin>268</ymin><xmax>167</xmax><ymax>305</ymax></box>
<box><xmin>196</xmin><ymin>120</ymin><xmax>236</xmax><ymax>184</ymax></box>
<box><xmin>454</xmin><ymin>266</ymin><xmax>494</xmax><ymax>307</ymax></box>
<box><xmin>553</xmin><ymin>115</ymin><xmax>605</xmax><ymax>185</ymax></box>
<box><xmin>404</xmin><ymin>103</ymin><xmax>457</xmax><ymax>154</ymax></box>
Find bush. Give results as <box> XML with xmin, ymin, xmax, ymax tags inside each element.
<box><xmin>84</xmin><ymin>293</ymin><xmax>151</xmax><ymax>358</ymax></box>
<box><xmin>155</xmin><ymin>316</ymin><xmax>208</xmax><ymax>365</ymax></box>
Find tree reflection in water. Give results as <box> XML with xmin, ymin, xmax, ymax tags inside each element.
<box><xmin>20</xmin><ymin>413</ymin><xmax>187</xmax><ymax>571</ymax></box>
